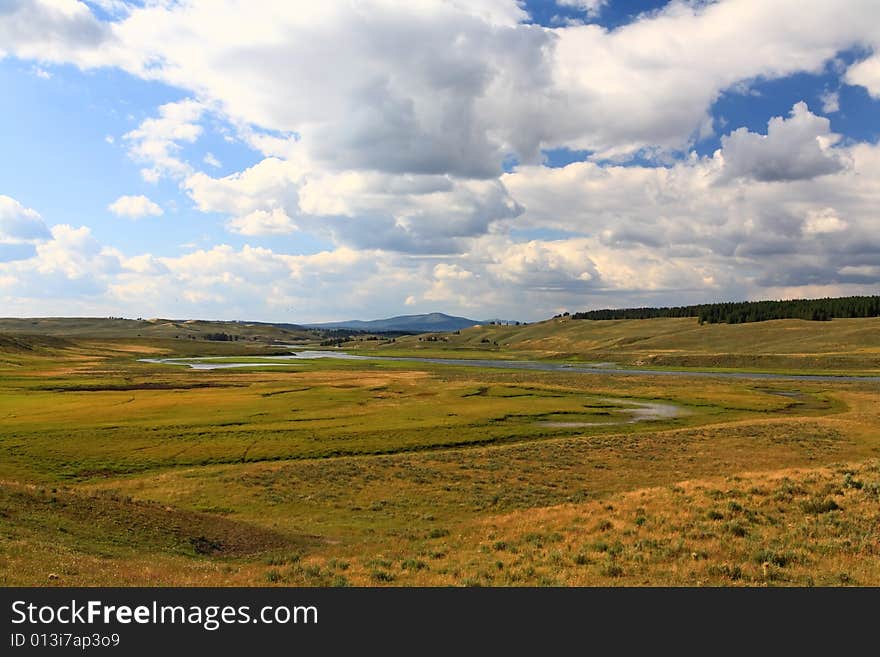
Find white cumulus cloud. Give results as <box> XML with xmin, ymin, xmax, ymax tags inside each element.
<box><xmin>0</xmin><ymin>195</ymin><xmax>51</xmax><ymax>243</ymax></box>
<box><xmin>846</xmin><ymin>52</ymin><xmax>880</xmax><ymax>98</ymax></box>
<box><xmin>719</xmin><ymin>102</ymin><xmax>846</xmax><ymax>182</ymax></box>
<box><xmin>2</xmin><ymin>1</ymin><xmax>880</xmax><ymax>320</ymax></box>
<box><xmin>123</xmin><ymin>99</ymin><xmax>205</xmax><ymax>183</ymax></box>
<box><xmin>7</xmin><ymin>0</ymin><xmax>880</xmax><ymax>166</ymax></box>
<box><xmin>108</xmin><ymin>194</ymin><xmax>164</xmax><ymax>219</ymax></box>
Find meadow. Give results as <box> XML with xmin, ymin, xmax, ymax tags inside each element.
<box><xmin>351</xmin><ymin>315</ymin><xmax>880</xmax><ymax>373</ymax></box>
<box><xmin>0</xmin><ymin>318</ymin><xmax>878</xmax><ymax>586</ymax></box>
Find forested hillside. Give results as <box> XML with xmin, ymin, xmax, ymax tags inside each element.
<box><xmin>569</xmin><ymin>296</ymin><xmax>880</xmax><ymax>324</ymax></box>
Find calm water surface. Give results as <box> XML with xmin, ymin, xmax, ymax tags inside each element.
<box><xmin>140</xmin><ymin>349</ymin><xmax>880</xmax><ymax>382</ymax></box>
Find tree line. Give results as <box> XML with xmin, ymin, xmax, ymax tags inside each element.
<box><xmin>569</xmin><ymin>296</ymin><xmax>880</xmax><ymax>324</ymax></box>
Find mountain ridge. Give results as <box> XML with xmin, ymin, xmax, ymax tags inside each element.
<box><xmin>303</xmin><ymin>312</ymin><xmax>481</xmax><ymax>333</ymax></box>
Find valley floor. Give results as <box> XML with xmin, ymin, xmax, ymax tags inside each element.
<box><xmin>1</xmin><ymin>334</ymin><xmax>878</xmax><ymax>586</ymax></box>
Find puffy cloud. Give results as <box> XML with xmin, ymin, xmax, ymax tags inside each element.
<box><xmin>543</xmin><ymin>1</ymin><xmax>879</xmax><ymax>159</ymax></box>
<box><xmin>838</xmin><ymin>265</ymin><xmax>880</xmax><ymax>281</ymax></box>
<box><xmin>2</xmin><ymin>162</ymin><xmax>878</xmax><ymax>320</ymax></box>
<box><xmin>227</xmin><ymin>208</ymin><xmax>297</xmax><ymax>235</ymax></box>
<box><xmin>444</xmin><ymin>0</ymin><xmax>528</xmax><ymax>26</ymax></box>
<box><xmin>820</xmin><ymin>90</ymin><xmax>840</xmax><ymax>113</ymax></box>
<box><xmin>0</xmin><ymin>227</ymin><xmax>403</xmax><ymax>319</ymax></box>
<box><xmin>120</xmin><ymin>253</ymin><xmax>167</xmax><ymax>275</ymax></box>
<box><xmin>502</xmin><ymin>136</ymin><xmax>880</xmax><ymax>304</ymax></box>
<box><xmin>34</xmin><ymin>224</ymin><xmax>120</xmax><ymax>279</ymax></box>
<box><xmin>124</xmin><ymin>1</ymin><xmax>880</xmax><ymax>162</ymax></box>
<box><xmin>8</xmin><ymin>0</ymin><xmax>880</xmax><ymax>167</ymax></box>
<box><xmin>123</xmin><ymin>99</ymin><xmax>205</xmax><ymax>182</ymax></box>
<box><xmin>719</xmin><ymin>102</ymin><xmax>846</xmax><ymax>182</ymax></box>
<box><xmin>104</xmin><ymin>1</ymin><xmax>553</xmax><ymax>177</ymax></box>
<box><xmin>846</xmin><ymin>52</ymin><xmax>880</xmax><ymax>98</ymax></box>
<box><xmin>423</xmin><ymin>263</ymin><xmax>480</xmax><ymax>307</ymax></box>
<box><xmin>185</xmin><ymin>156</ymin><xmax>305</xmax><ymax>218</ymax></box>
<box><xmin>0</xmin><ymin>195</ymin><xmax>50</xmax><ymax>243</ymax></box>
<box><xmin>161</xmin><ymin>244</ymin><xmax>295</xmax><ymax>285</ymax></box>
<box><xmin>299</xmin><ymin>173</ymin><xmax>523</xmax><ymax>253</ymax></box>
<box><xmin>131</xmin><ymin>244</ymin><xmax>408</xmax><ymax>320</ymax></box>
<box><xmin>3</xmin><ymin>2</ymin><xmax>880</xmax><ymax>320</ymax></box>
<box><xmin>802</xmin><ymin>208</ymin><xmax>847</xmax><ymax>235</ymax></box>
<box><xmin>102</xmin><ymin>101</ymin><xmax>874</xmax><ymax>318</ymax></box>
<box><xmin>485</xmin><ymin>239</ymin><xmax>601</xmax><ymax>291</ymax></box>
<box><xmin>187</xmin><ymin>155</ymin><xmax>521</xmax><ymax>252</ymax></box>
<box><xmin>108</xmin><ymin>194</ymin><xmax>163</xmax><ymax>219</ymax></box>
<box><xmin>0</xmin><ymin>0</ymin><xmax>112</xmax><ymax>64</ymax></box>
<box><xmin>0</xmin><ymin>222</ymin><xmax>127</xmax><ymax>312</ymax></box>
<box><xmin>185</xmin><ymin>155</ymin><xmax>306</xmax><ymax>238</ymax></box>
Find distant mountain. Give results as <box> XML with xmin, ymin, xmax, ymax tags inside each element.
<box><xmin>304</xmin><ymin>312</ymin><xmax>481</xmax><ymax>333</ymax></box>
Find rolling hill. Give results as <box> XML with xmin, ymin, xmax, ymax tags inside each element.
<box><xmin>0</xmin><ymin>317</ymin><xmax>313</xmax><ymax>342</ymax></box>
<box><xmin>353</xmin><ymin>315</ymin><xmax>880</xmax><ymax>372</ymax></box>
<box><xmin>304</xmin><ymin>312</ymin><xmax>481</xmax><ymax>333</ymax></box>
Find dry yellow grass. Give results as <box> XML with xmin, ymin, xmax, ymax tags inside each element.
<box><xmin>6</xmin><ymin>458</ymin><xmax>875</xmax><ymax>587</ymax></box>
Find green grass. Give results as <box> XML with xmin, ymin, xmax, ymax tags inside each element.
<box><xmin>2</xmin><ymin>360</ymin><xmax>766</xmax><ymax>480</ymax></box>
<box><xmin>1</xmin><ymin>320</ymin><xmax>879</xmax><ymax>586</ymax></box>
<box><xmin>349</xmin><ymin>316</ymin><xmax>880</xmax><ymax>373</ymax></box>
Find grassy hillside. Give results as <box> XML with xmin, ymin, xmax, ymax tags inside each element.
<box><xmin>6</xmin><ymin>314</ymin><xmax>880</xmax><ymax>372</ymax></box>
<box><xmin>0</xmin><ymin>333</ymin><xmax>75</xmax><ymax>353</ymax></box>
<box><xmin>0</xmin><ymin>317</ymin><xmax>313</xmax><ymax>342</ymax></box>
<box><xmin>350</xmin><ymin>316</ymin><xmax>880</xmax><ymax>372</ymax></box>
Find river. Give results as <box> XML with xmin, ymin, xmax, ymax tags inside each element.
<box><xmin>140</xmin><ymin>349</ymin><xmax>880</xmax><ymax>382</ymax></box>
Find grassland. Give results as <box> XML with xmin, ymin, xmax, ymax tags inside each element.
<box><xmin>0</xmin><ymin>316</ymin><xmax>312</xmax><ymax>342</ymax></box>
<box><xmin>349</xmin><ymin>316</ymin><xmax>880</xmax><ymax>373</ymax></box>
<box><xmin>1</xmin><ymin>319</ymin><xmax>879</xmax><ymax>586</ymax></box>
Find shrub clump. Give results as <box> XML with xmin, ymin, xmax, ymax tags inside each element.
<box><xmin>801</xmin><ymin>497</ymin><xmax>841</xmax><ymax>514</ymax></box>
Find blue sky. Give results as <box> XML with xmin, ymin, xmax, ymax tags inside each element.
<box><xmin>523</xmin><ymin>0</ymin><xmax>670</xmax><ymax>28</ymax></box>
<box><xmin>1</xmin><ymin>0</ymin><xmax>879</xmax><ymax>322</ymax></box>
<box><xmin>0</xmin><ymin>59</ymin><xmax>333</xmax><ymax>258</ymax></box>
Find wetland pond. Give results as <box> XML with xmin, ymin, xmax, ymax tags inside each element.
<box><xmin>140</xmin><ymin>351</ymin><xmax>692</xmax><ymax>427</ymax></box>
<box><xmin>138</xmin><ymin>350</ymin><xmax>873</xmax><ymax>430</ymax></box>
<box><xmin>140</xmin><ymin>349</ymin><xmax>880</xmax><ymax>382</ymax></box>
<box><xmin>535</xmin><ymin>399</ymin><xmax>685</xmax><ymax>427</ymax></box>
